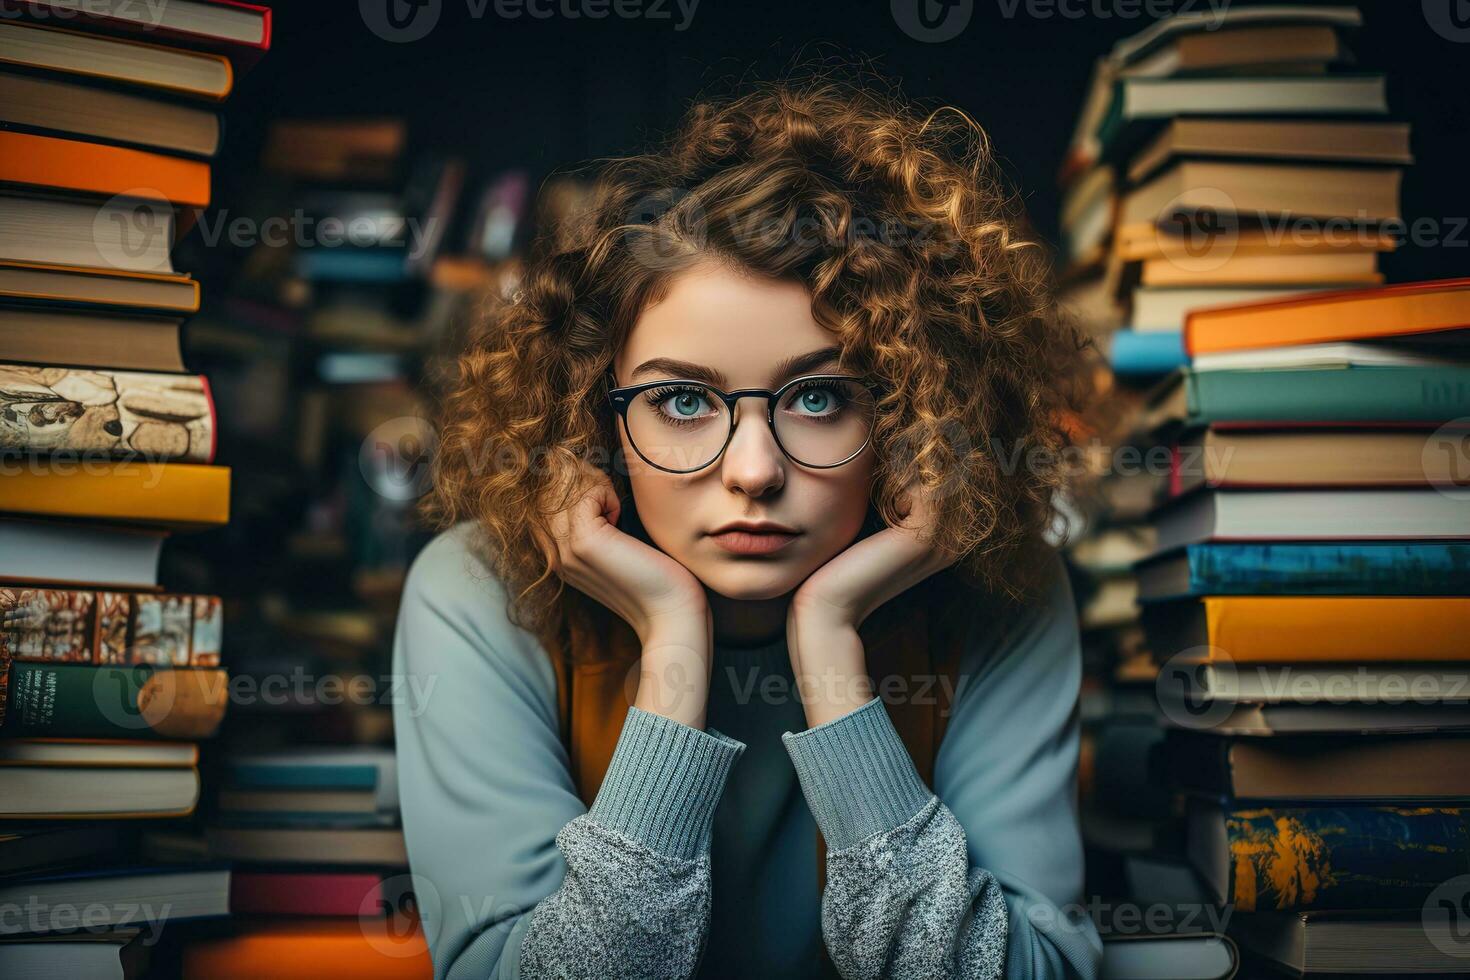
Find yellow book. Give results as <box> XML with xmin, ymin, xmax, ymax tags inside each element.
<box><xmin>0</xmin><ymin>462</ymin><xmax>229</xmax><ymax>527</ymax></box>
<box><xmin>1150</xmin><ymin>596</ymin><xmax>1470</xmax><ymax>663</ymax></box>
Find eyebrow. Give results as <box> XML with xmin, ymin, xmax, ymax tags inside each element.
<box><xmin>628</xmin><ymin>345</ymin><xmax>845</xmax><ymax>388</ymax></box>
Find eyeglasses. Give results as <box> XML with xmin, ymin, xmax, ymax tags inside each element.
<box><xmin>605</xmin><ymin>371</ymin><xmax>886</xmax><ymax>473</ymax></box>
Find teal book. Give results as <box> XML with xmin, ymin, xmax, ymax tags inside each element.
<box><xmin>1</xmin><ymin>661</ymin><xmax>225</xmax><ymax>739</ymax></box>
<box><xmin>1190</xmin><ymin>802</ymin><xmax>1470</xmax><ymax>912</ymax></box>
<box><xmin>1137</xmin><ymin>542</ymin><xmax>1470</xmax><ymax>600</ymax></box>
<box><xmin>1148</xmin><ymin>365</ymin><xmax>1470</xmax><ymax>431</ymax></box>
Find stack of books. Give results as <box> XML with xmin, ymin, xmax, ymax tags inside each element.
<box><xmin>183</xmin><ymin>746</ymin><xmax>429</xmax><ymax>978</ymax></box>
<box><xmin>1135</xmin><ymin>279</ymin><xmax>1470</xmax><ymax>976</ymax></box>
<box><xmin>0</xmin><ymin>0</ymin><xmax>270</xmax><ymax>973</ymax></box>
<box><xmin>1057</xmin><ymin>3</ymin><xmax>1413</xmax><ymax>382</ymax></box>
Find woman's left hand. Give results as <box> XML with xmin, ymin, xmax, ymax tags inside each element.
<box><xmin>786</xmin><ymin>481</ymin><xmax>962</xmax><ymax>728</ymax></box>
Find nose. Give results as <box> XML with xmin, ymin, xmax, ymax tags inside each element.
<box><xmin>719</xmin><ymin>396</ymin><xmax>784</xmax><ymax>496</ymax></box>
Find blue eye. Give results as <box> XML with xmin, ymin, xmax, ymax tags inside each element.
<box><xmin>644</xmin><ymin>384</ymin><xmax>718</xmax><ymax>424</ymax></box>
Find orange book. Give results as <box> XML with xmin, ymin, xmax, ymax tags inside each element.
<box><xmin>0</xmin><ymin>131</ymin><xmax>210</xmax><ymax>208</ymax></box>
<box><xmin>1158</xmin><ymin>597</ymin><xmax>1470</xmax><ymax>663</ymax></box>
<box><xmin>1185</xmin><ymin>278</ymin><xmax>1470</xmax><ymax>355</ymax></box>
<box><xmin>0</xmin><ymin>462</ymin><xmax>230</xmax><ymax>527</ymax></box>
<box><xmin>184</xmin><ymin>920</ymin><xmax>431</xmax><ymax>980</ymax></box>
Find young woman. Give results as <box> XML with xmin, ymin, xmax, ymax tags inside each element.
<box><xmin>393</xmin><ymin>74</ymin><xmax>1102</xmax><ymax>980</ymax></box>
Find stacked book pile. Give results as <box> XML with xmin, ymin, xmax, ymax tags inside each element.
<box><xmin>1057</xmin><ymin>3</ymin><xmax>1413</xmax><ymax>382</ymax></box>
<box><xmin>180</xmin><ymin>746</ymin><xmax>429</xmax><ymax>978</ymax></box>
<box><xmin>0</xmin><ymin>0</ymin><xmax>270</xmax><ymax>973</ymax></box>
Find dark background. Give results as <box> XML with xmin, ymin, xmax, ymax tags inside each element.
<box><xmin>216</xmin><ymin>0</ymin><xmax>1469</xmax><ymax>282</ymax></box>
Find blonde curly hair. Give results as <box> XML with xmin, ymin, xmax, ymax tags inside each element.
<box><xmin>424</xmin><ymin>69</ymin><xmax>1097</xmax><ymax>654</ymax></box>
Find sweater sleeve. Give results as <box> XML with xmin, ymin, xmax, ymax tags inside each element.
<box><xmin>391</xmin><ymin>524</ymin><xmax>745</xmax><ymax>980</ymax></box>
<box><xmin>779</xmin><ymin>551</ymin><xmax>1102</xmax><ymax>980</ymax></box>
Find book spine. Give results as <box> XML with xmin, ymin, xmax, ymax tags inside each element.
<box><xmin>1</xmin><ymin>662</ymin><xmax>226</xmax><ymax>739</ymax></box>
<box><xmin>1187</xmin><ymin>542</ymin><xmax>1470</xmax><ymax>595</ymax></box>
<box><xmin>1224</xmin><ymin>805</ymin><xmax>1469</xmax><ymax>912</ymax></box>
<box><xmin>1192</xmin><ymin>367</ymin><xmax>1470</xmax><ymax>424</ymax></box>
<box><xmin>1</xmin><ymin>587</ymin><xmax>224</xmax><ymax>666</ymax></box>
<box><xmin>1205</xmin><ymin>596</ymin><xmax>1470</xmax><ymax>662</ymax></box>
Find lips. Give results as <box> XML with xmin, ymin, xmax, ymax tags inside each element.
<box><xmin>709</xmin><ymin>528</ymin><xmax>800</xmax><ymax>555</ymax></box>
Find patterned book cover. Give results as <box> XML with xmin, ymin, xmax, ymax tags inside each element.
<box><xmin>1219</xmin><ymin>805</ymin><xmax>1470</xmax><ymax>912</ymax></box>
<box><xmin>0</xmin><ymin>364</ymin><xmax>214</xmax><ymax>463</ymax></box>
<box><xmin>1</xmin><ymin>586</ymin><xmax>225</xmax><ymax>668</ymax></box>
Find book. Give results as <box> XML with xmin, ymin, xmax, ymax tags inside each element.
<box><xmin>217</xmin><ymin>787</ymin><xmax>381</xmax><ymax>816</ymax></box>
<box><xmin>0</xmin><ymin>933</ymin><xmax>149</xmax><ymax>979</ymax></box>
<box><xmin>1157</xmin><ymin>663</ymin><xmax>1468</xmax><ymax>706</ymax></box>
<box><xmin>1127</xmin><ymin>117</ymin><xmax>1414</xmax><ymax>185</ymax></box>
<box><xmin>0</xmin><ymin>866</ymin><xmax>230</xmax><ymax>935</ymax></box>
<box><xmin>0</xmin><ymin>306</ymin><xmax>185</xmax><ymax>372</ymax></box>
<box><xmin>1187</xmin><ymin>801</ymin><xmax>1470</xmax><ymax>912</ymax></box>
<box><xmin>1120</xmin><ymin>159</ymin><xmax>1401</xmax><ymax>235</ymax></box>
<box><xmin>0</xmin><ymin>765</ymin><xmax>200</xmax><ymax>818</ymax></box>
<box><xmin>1185</xmin><ymin>277</ymin><xmax>1470</xmax><ymax>355</ymax></box>
<box><xmin>1110</xmin><ymin>330</ymin><xmax>1185</xmax><ymax>376</ymax></box>
<box><xmin>1142</xmin><ymin>596</ymin><xmax>1470</xmax><ymax>663</ymax></box>
<box><xmin>0</xmin><ymin>364</ymin><xmax>216</xmax><ymax>462</ymax></box>
<box><xmin>204</xmin><ymin>826</ymin><xmax>408</xmax><ymax>866</ymax></box>
<box><xmin>0</xmin><ymin>738</ymin><xmax>198</xmax><ymax>767</ymax></box>
<box><xmin>2</xmin><ymin>586</ymin><xmax>223</xmax><ymax>666</ymax></box>
<box><xmin>1168</xmin><ymin>733</ymin><xmax>1470</xmax><ymax>801</ymax></box>
<box><xmin>0</xmin><ymin>461</ymin><xmax>231</xmax><ymax>526</ymax></box>
<box><xmin>0</xmin><ymin>70</ymin><xmax>221</xmax><ymax>158</ymax></box>
<box><xmin>229</xmin><ymin>871</ymin><xmax>385</xmax><ymax>917</ymax></box>
<box><xmin>1231</xmin><ymin>910</ymin><xmax>1470</xmax><ymax>975</ymax></box>
<box><xmin>0</xmin><ymin>20</ymin><xmax>233</xmax><ymax>100</ymax></box>
<box><xmin>225</xmin><ymin>746</ymin><xmax>399</xmax><ymax>812</ymax></box>
<box><xmin>0</xmin><ymin>194</ymin><xmax>176</xmax><ymax>275</ymax></box>
<box><xmin>1143</xmin><ymin>366</ymin><xmax>1470</xmax><ymax>433</ymax></box>
<box><xmin>0</xmin><ymin>261</ymin><xmax>199</xmax><ymax>313</ymax></box>
<box><xmin>1185</xmin><ymin>701</ymin><xmax>1470</xmax><ymax>737</ymax></box>
<box><xmin>7</xmin><ymin>0</ymin><xmax>272</xmax><ymax>50</ymax></box>
<box><xmin>0</xmin><ymin>519</ymin><xmax>165</xmax><ymax>588</ymax></box>
<box><xmin>0</xmin><ymin>131</ymin><xmax>211</xmax><ymax>208</ymax></box>
<box><xmin>1120</xmin><ymin>22</ymin><xmax>1347</xmax><ymax>80</ymax></box>
<box><xmin>1098</xmin><ymin>74</ymin><xmax>1388</xmax><ymax>160</ymax></box>
<box><xmin>1099</xmin><ymin>933</ymin><xmax>1238</xmax><ymax>980</ymax></box>
<box><xmin>1139</xmin><ymin>250</ymin><xmax>1382</xmax><ymax>288</ymax></box>
<box><xmin>1</xmin><ymin>662</ymin><xmax>228</xmax><ymax>739</ymax></box>
<box><xmin>1168</xmin><ymin>428</ymin><xmax>1464</xmax><ymax>494</ymax></box>
<box><xmin>0</xmin><ymin>824</ymin><xmax>125</xmax><ymax>876</ymax></box>
<box><xmin>262</xmin><ymin>118</ymin><xmax>406</xmax><ymax>183</ymax></box>
<box><xmin>1190</xmin><ymin>341</ymin><xmax>1458</xmax><ymax>372</ymax></box>
<box><xmin>1135</xmin><ymin>542</ymin><xmax>1470</xmax><ymax>600</ymax></box>
<box><xmin>1127</xmin><ymin>285</ymin><xmax>1337</xmax><ymax>331</ymax></box>
<box><xmin>1150</xmin><ymin>488</ymin><xmax>1470</xmax><ymax>552</ymax></box>
<box><xmin>182</xmin><ymin>919</ymin><xmax>431</xmax><ymax>980</ymax></box>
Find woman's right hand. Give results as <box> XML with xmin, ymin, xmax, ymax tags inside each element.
<box><xmin>533</xmin><ymin>457</ymin><xmax>712</xmax><ymax>728</ymax></box>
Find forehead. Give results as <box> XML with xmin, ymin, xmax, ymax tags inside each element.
<box><xmin>616</xmin><ymin>261</ymin><xmax>838</xmax><ymax>387</ymax></box>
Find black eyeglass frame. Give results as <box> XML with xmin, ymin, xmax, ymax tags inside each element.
<box><xmin>604</xmin><ymin>371</ymin><xmax>890</xmax><ymax>473</ymax></box>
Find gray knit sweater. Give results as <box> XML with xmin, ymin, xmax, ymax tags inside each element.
<box><xmin>391</xmin><ymin>522</ymin><xmax>1102</xmax><ymax>979</ymax></box>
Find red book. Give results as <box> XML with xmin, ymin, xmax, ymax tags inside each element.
<box><xmin>230</xmin><ymin>872</ymin><xmax>385</xmax><ymax>917</ymax></box>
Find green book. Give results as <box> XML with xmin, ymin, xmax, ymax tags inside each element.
<box><xmin>1</xmin><ymin>662</ymin><xmax>225</xmax><ymax>739</ymax></box>
<box><xmin>1146</xmin><ymin>365</ymin><xmax>1470</xmax><ymax>432</ymax></box>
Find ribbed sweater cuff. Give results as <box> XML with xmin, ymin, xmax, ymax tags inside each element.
<box><xmin>586</xmin><ymin>705</ymin><xmax>746</xmax><ymax>861</ymax></box>
<box><xmin>781</xmin><ymin>695</ymin><xmax>933</xmax><ymax>852</ymax></box>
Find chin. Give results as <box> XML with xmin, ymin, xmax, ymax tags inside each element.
<box><xmin>688</xmin><ymin>557</ymin><xmax>810</xmax><ymax>602</ymax></box>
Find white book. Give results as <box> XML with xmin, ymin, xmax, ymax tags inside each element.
<box><xmin>1191</xmin><ymin>341</ymin><xmax>1461</xmax><ymax>372</ymax></box>
<box><xmin>0</xmin><ymin>519</ymin><xmax>165</xmax><ymax>588</ymax></box>
<box><xmin>1153</xmin><ymin>489</ymin><xmax>1470</xmax><ymax>554</ymax></box>
<box><xmin>1128</xmin><ymin>286</ymin><xmax>1336</xmax><ymax>332</ymax></box>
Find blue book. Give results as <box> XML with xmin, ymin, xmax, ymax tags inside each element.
<box><xmin>1110</xmin><ymin>330</ymin><xmax>1187</xmax><ymax>377</ymax></box>
<box><xmin>226</xmin><ymin>747</ymin><xmax>397</xmax><ymax>811</ymax></box>
<box><xmin>294</xmin><ymin>248</ymin><xmax>410</xmax><ymax>283</ymax></box>
<box><xmin>1137</xmin><ymin>542</ymin><xmax>1470</xmax><ymax>601</ymax></box>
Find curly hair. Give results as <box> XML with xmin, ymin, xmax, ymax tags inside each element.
<box><xmin>423</xmin><ymin>68</ymin><xmax>1098</xmax><ymax>654</ymax></box>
